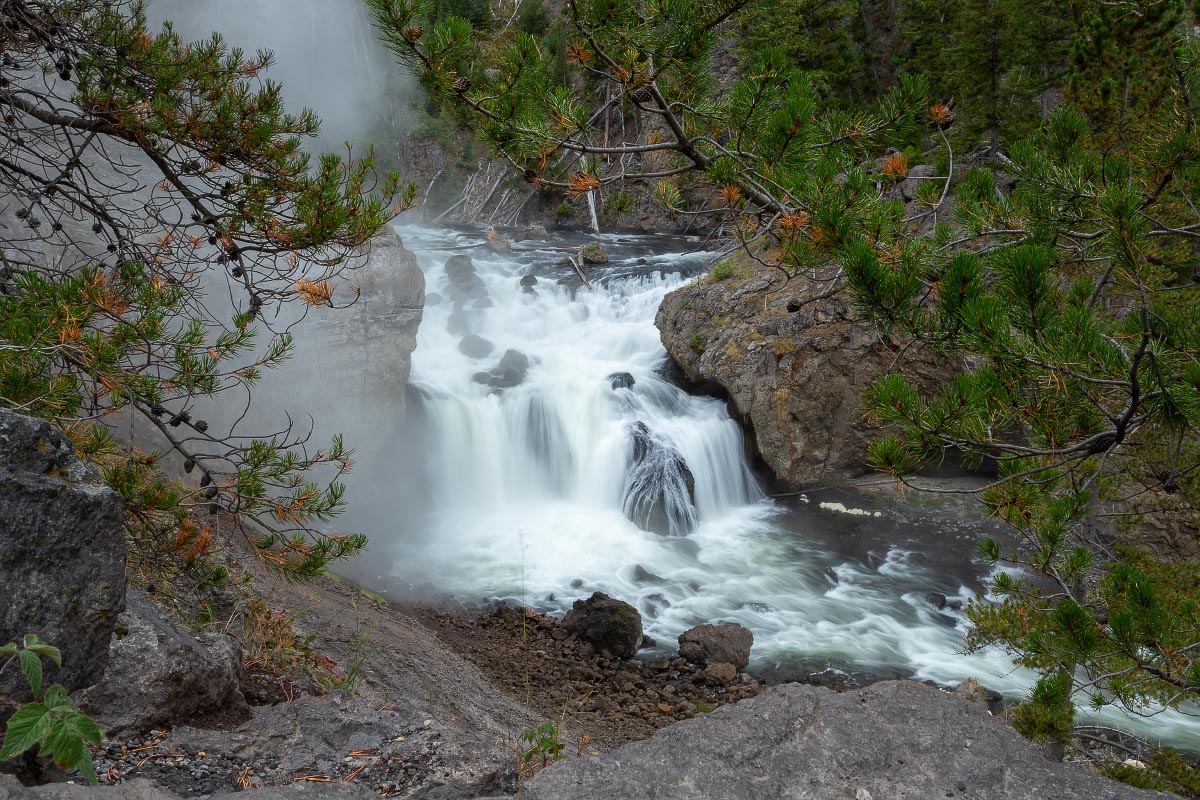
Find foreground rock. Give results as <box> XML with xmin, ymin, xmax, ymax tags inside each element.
<box><xmin>76</xmin><ymin>591</ymin><xmax>250</xmax><ymax>737</ymax></box>
<box><xmin>656</xmin><ymin>257</ymin><xmax>954</xmax><ymax>486</ymax></box>
<box><xmin>0</xmin><ymin>410</ymin><xmax>126</xmax><ymax>696</ymax></box>
<box><xmin>1</xmin><ymin>775</ymin><xmax>375</xmax><ymax>800</ymax></box>
<box><xmin>677</xmin><ymin>623</ymin><xmax>753</xmax><ymax>670</ymax></box>
<box><xmin>561</xmin><ymin>593</ymin><xmax>643</xmax><ymax>659</ymax></box>
<box><xmin>522</xmin><ymin>681</ymin><xmax>1173</xmax><ymax>800</ymax></box>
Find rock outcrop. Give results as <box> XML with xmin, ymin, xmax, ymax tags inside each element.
<box><xmin>299</xmin><ymin>227</ymin><xmax>425</xmax><ymax>415</ymax></box>
<box><xmin>76</xmin><ymin>591</ymin><xmax>250</xmax><ymax>737</ymax></box>
<box><xmin>656</xmin><ymin>260</ymin><xmax>954</xmax><ymax>487</ymax></box>
<box><xmin>522</xmin><ymin>680</ymin><xmax>1174</xmax><ymax>800</ymax></box>
<box><xmin>0</xmin><ymin>410</ymin><xmax>126</xmax><ymax>696</ymax></box>
<box><xmin>1</xmin><ymin>775</ymin><xmax>376</xmax><ymax>800</ymax></box>
<box><xmin>561</xmin><ymin>593</ymin><xmax>643</xmax><ymax>659</ymax></box>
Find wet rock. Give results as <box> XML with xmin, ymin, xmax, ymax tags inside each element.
<box><xmin>0</xmin><ymin>410</ymin><xmax>126</xmax><ymax>697</ymax></box>
<box><xmin>678</xmin><ymin>623</ymin><xmax>753</xmax><ymax>670</ymax></box>
<box><xmin>76</xmin><ymin>590</ymin><xmax>250</xmax><ymax>736</ymax></box>
<box><xmin>444</xmin><ymin>254</ymin><xmax>475</xmax><ymax>285</ymax></box>
<box><xmin>570</xmin><ymin>579</ymin><xmax>585</xmax><ymax>589</ymax></box>
<box><xmin>561</xmin><ymin>592</ymin><xmax>643</xmax><ymax>659</ymax></box>
<box><xmin>459</xmin><ymin>335</ymin><xmax>495</xmax><ymax>359</ymax></box>
<box><xmin>487</xmin><ymin>230</ymin><xmax>512</xmax><ymax>254</ymax></box>
<box><xmin>520</xmin><ymin>274</ymin><xmax>538</xmax><ymax>288</ymax></box>
<box><xmin>623</xmin><ymin>422</ymin><xmax>697</xmax><ymax>536</ymax></box>
<box><xmin>580</xmin><ymin>241</ymin><xmax>608</xmax><ymax>264</ymax></box>
<box><xmin>925</xmin><ymin>592</ymin><xmax>948</xmax><ymax>610</ymax></box>
<box><xmin>488</xmin><ymin>369</ymin><xmax>525</xmax><ymax>390</ymax></box>
<box><xmin>632</xmin><ymin>565</ymin><xmax>664</xmax><ymax>585</ymax></box>
<box><xmin>472</xmin><ymin>372</ymin><xmax>492</xmax><ymax>385</ymax></box>
<box><xmin>523</xmin><ymin>681</ymin><xmax>1169</xmax><ymax>800</ymax></box>
<box><xmin>499</xmin><ymin>349</ymin><xmax>530</xmax><ymax>374</ymax></box>
<box><xmin>425</xmin><ymin>292</ymin><xmax>443</xmax><ymax>306</ymax></box>
<box><xmin>518</xmin><ymin>223</ymin><xmax>551</xmax><ymax>240</ymax></box>
<box><xmin>609</xmin><ymin>372</ymin><xmax>636</xmax><ymax>390</ymax></box>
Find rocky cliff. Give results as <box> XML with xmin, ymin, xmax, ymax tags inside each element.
<box><xmin>656</xmin><ymin>259</ymin><xmax>954</xmax><ymax>488</ymax></box>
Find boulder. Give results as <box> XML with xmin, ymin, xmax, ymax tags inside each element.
<box><xmin>498</xmin><ymin>349</ymin><xmax>530</xmax><ymax>374</ymax></box>
<box><xmin>677</xmin><ymin>623</ymin><xmax>753</xmax><ymax>670</ymax></box>
<box><xmin>520</xmin><ymin>274</ymin><xmax>538</xmax><ymax>287</ymax></box>
<box><xmin>656</xmin><ymin>252</ymin><xmax>954</xmax><ymax>487</ymax></box>
<box><xmin>444</xmin><ymin>254</ymin><xmax>475</xmax><ymax>285</ymax></box>
<box><xmin>459</xmin><ymin>335</ymin><xmax>495</xmax><ymax>359</ymax></box>
<box><xmin>0</xmin><ymin>410</ymin><xmax>126</xmax><ymax>696</ymax></box>
<box><xmin>580</xmin><ymin>241</ymin><xmax>608</xmax><ymax>264</ymax></box>
<box><xmin>623</xmin><ymin>422</ymin><xmax>697</xmax><ymax>536</ymax></box>
<box><xmin>608</xmin><ymin>372</ymin><xmax>636</xmax><ymax>390</ymax></box>
<box><xmin>698</xmin><ymin>662</ymin><xmax>737</xmax><ymax>685</ymax></box>
<box><xmin>521</xmin><ymin>681</ymin><xmax>1174</xmax><ymax>800</ymax></box>
<box><xmin>561</xmin><ymin>593</ymin><xmax>643</xmax><ymax>659</ymax></box>
<box><xmin>425</xmin><ymin>292</ymin><xmax>443</xmax><ymax>306</ymax></box>
<box><xmin>75</xmin><ymin>591</ymin><xmax>250</xmax><ymax>736</ymax></box>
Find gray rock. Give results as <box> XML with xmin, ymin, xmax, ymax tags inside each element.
<box><xmin>4</xmin><ymin>774</ymin><xmax>378</xmax><ymax>800</ymax></box>
<box><xmin>0</xmin><ymin>410</ymin><xmax>126</xmax><ymax>696</ymax></box>
<box><xmin>459</xmin><ymin>335</ymin><xmax>495</xmax><ymax>359</ymax></box>
<box><xmin>522</xmin><ymin>681</ymin><xmax>1174</xmax><ymax>800</ymax></box>
<box><xmin>561</xmin><ymin>593</ymin><xmax>642</xmax><ymax>659</ymax></box>
<box><xmin>498</xmin><ymin>349</ymin><xmax>530</xmax><ymax>374</ymax></box>
<box><xmin>444</xmin><ymin>254</ymin><xmax>475</xmax><ymax>285</ymax></box>
<box><xmin>900</xmin><ymin>164</ymin><xmax>938</xmax><ymax>201</ymax></box>
<box><xmin>75</xmin><ymin>590</ymin><xmax>250</xmax><ymax>736</ymax></box>
<box><xmin>678</xmin><ymin>623</ymin><xmax>753</xmax><ymax>669</ymax></box>
<box><xmin>294</xmin><ymin>227</ymin><xmax>424</xmax><ymax>415</ymax></box>
<box><xmin>608</xmin><ymin>372</ymin><xmax>635</xmax><ymax>390</ymax></box>
<box><xmin>623</xmin><ymin>422</ymin><xmax>697</xmax><ymax>536</ymax></box>
<box><xmin>519</xmin><ymin>274</ymin><xmax>538</xmax><ymax>287</ymax></box>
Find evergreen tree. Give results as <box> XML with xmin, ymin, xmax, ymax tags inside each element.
<box><xmin>1</xmin><ymin>0</ymin><xmax>414</xmax><ymax>581</ymax></box>
<box><xmin>368</xmin><ymin>0</ymin><xmax>1200</xmax><ymax>782</ymax></box>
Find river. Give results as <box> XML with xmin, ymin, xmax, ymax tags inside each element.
<box><xmin>353</xmin><ymin>224</ymin><xmax>1200</xmax><ymax>751</ymax></box>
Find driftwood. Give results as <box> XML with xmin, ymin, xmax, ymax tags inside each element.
<box><xmin>568</xmin><ymin>255</ymin><xmax>593</xmax><ymax>289</ymax></box>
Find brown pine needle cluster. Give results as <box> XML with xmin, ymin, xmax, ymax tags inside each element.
<box><xmin>566</xmin><ymin>172</ymin><xmax>601</xmax><ymax>198</ymax></box>
<box><xmin>776</xmin><ymin>210</ymin><xmax>811</xmax><ymax>235</ymax></box>
<box><xmin>294</xmin><ymin>277</ymin><xmax>334</xmax><ymax>305</ymax></box>
<box><xmin>882</xmin><ymin>152</ymin><xmax>909</xmax><ymax>180</ymax></box>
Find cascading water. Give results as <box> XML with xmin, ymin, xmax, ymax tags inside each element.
<box><xmin>373</xmin><ymin>224</ymin><xmax>1200</xmax><ymax>751</ymax></box>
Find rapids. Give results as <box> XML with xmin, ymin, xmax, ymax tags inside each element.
<box><xmin>360</xmin><ymin>224</ymin><xmax>1200</xmax><ymax>751</ymax></box>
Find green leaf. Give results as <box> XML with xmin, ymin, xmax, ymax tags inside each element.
<box><xmin>18</xmin><ymin>649</ymin><xmax>42</xmax><ymax>700</ymax></box>
<box><xmin>0</xmin><ymin>703</ymin><xmax>50</xmax><ymax>760</ymax></box>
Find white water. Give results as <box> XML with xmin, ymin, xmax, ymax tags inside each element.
<box><xmin>374</xmin><ymin>224</ymin><xmax>1200</xmax><ymax>751</ymax></box>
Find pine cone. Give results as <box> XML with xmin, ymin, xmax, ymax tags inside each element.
<box><xmin>403</xmin><ymin>25</ymin><xmax>424</xmax><ymax>43</ymax></box>
<box><xmin>630</xmin><ymin>85</ymin><xmax>653</xmax><ymax>104</ymax></box>
<box><xmin>452</xmin><ymin>76</ymin><xmax>471</xmax><ymax>94</ymax></box>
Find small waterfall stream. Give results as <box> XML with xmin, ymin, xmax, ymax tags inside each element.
<box><xmin>369</xmin><ymin>224</ymin><xmax>1200</xmax><ymax>751</ymax></box>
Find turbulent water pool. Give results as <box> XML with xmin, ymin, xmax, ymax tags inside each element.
<box><xmin>354</xmin><ymin>224</ymin><xmax>1200</xmax><ymax>750</ymax></box>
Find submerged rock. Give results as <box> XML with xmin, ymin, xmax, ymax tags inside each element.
<box><xmin>623</xmin><ymin>422</ymin><xmax>697</xmax><ymax>536</ymax></box>
<box><xmin>678</xmin><ymin>623</ymin><xmax>753</xmax><ymax>670</ymax></box>
<box><xmin>561</xmin><ymin>592</ymin><xmax>643</xmax><ymax>659</ymax></box>
<box><xmin>608</xmin><ymin>372</ymin><xmax>636</xmax><ymax>390</ymax></box>
<box><xmin>459</xmin><ymin>334</ymin><xmax>495</xmax><ymax>359</ymax></box>
<box><xmin>520</xmin><ymin>274</ymin><xmax>538</xmax><ymax>288</ymax></box>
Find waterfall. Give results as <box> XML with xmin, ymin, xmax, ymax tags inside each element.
<box><xmin>371</xmin><ymin>224</ymin><xmax>1200</xmax><ymax>752</ymax></box>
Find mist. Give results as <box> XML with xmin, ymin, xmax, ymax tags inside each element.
<box><xmin>148</xmin><ymin>0</ymin><xmax>402</xmax><ymax>153</ymax></box>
